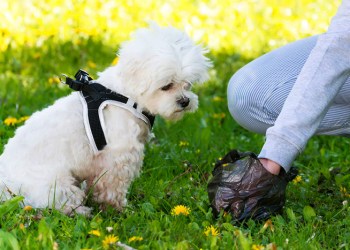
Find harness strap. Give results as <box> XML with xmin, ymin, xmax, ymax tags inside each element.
<box><xmin>63</xmin><ymin>69</ymin><xmax>155</xmax><ymax>152</ymax></box>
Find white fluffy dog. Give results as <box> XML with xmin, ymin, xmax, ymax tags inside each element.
<box><xmin>0</xmin><ymin>24</ymin><xmax>211</xmax><ymax>215</ymax></box>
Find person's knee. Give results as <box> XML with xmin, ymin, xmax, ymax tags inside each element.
<box><xmin>228</xmin><ymin>75</ymin><xmax>254</xmax><ymax>126</ymax></box>
<box><xmin>227</xmin><ymin>71</ymin><xmax>254</xmax><ymax>119</ymax></box>
<box><xmin>227</xmin><ymin>72</ymin><xmax>271</xmax><ymax>134</ymax></box>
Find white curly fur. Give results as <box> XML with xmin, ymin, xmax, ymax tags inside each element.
<box><xmin>0</xmin><ymin>23</ymin><xmax>211</xmax><ymax>215</ymax></box>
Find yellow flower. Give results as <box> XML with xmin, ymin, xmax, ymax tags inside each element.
<box><xmin>48</xmin><ymin>76</ymin><xmax>61</xmax><ymax>84</ymax></box>
<box><xmin>102</xmin><ymin>235</ymin><xmax>118</xmax><ymax>248</ymax></box>
<box><xmin>171</xmin><ymin>205</ymin><xmax>191</xmax><ymax>216</ymax></box>
<box><xmin>18</xmin><ymin>116</ymin><xmax>30</xmax><ymax>123</ymax></box>
<box><xmin>111</xmin><ymin>57</ymin><xmax>119</xmax><ymax>65</ymax></box>
<box><xmin>23</xmin><ymin>205</ymin><xmax>32</xmax><ymax>211</ymax></box>
<box><xmin>179</xmin><ymin>141</ymin><xmax>189</xmax><ymax>147</ymax></box>
<box><xmin>4</xmin><ymin>117</ymin><xmax>18</xmax><ymax>126</ymax></box>
<box><xmin>252</xmin><ymin>244</ymin><xmax>265</xmax><ymax>250</ymax></box>
<box><xmin>89</xmin><ymin>230</ymin><xmax>101</xmax><ymax>237</ymax></box>
<box><xmin>204</xmin><ymin>225</ymin><xmax>219</xmax><ymax>237</ymax></box>
<box><xmin>128</xmin><ymin>236</ymin><xmax>143</xmax><ymax>242</ymax></box>
<box><xmin>340</xmin><ymin>186</ymin><xmax>350</xmax><ymax>198</ymax></box>
<box><xmin>292</xmin><ymin>175</ymin><xmax>302</xmax><ymax>184</ymax></box>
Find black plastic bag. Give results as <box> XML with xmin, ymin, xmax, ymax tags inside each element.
<box><xmin>207</xmin><ymin>149</ymin><xmax>297</xmax><ymax>222</ymax></box>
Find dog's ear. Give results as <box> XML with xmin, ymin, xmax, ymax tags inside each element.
<box><xmin>116</xmin><ymin>56</ymin><xmax>152</xmax><ymax>95</ymax></box>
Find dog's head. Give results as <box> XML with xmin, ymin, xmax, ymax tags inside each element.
<box><xmin>114</xmin><ymin>23</ymin><xmax>212</xmax><ymax>121</ymax></box>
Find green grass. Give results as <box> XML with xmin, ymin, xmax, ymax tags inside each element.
<box><xmin>1</xmin><ymin>36</ymin><xmax>350</xmax><ymax>250</ymax></box>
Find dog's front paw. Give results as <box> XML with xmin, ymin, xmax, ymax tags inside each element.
<box><xmin>63</xmin><ymin>205</ymin><xmax>92</xmax><ymax>217</ymax></box>
<box><xmin>75</xmin><ymin>206</ymin><xmax>93</xmax><ymax>217</ymax></box>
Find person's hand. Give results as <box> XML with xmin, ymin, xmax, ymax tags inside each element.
<box><xmin>207</xmin><ymin>150</ymin><xmax>297</xmax><ymax>222</ymax></box>
<box><xmin>259</xmin><ymin>158</ymin><xmax>281</xmax><ymax>175</ymax></box>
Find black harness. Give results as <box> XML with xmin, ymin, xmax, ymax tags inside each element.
<box><xmin>64</xmin><ymin>69</ymin><xmax>155</xmax><ymax>151</ymax></box>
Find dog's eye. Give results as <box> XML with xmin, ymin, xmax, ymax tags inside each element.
<box><xmin>161</xmin><ymin>83</ymin><xmax>173</xmax><ymax>91</ymax></box>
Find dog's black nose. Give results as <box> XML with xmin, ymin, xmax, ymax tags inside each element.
<box><xmin>177</xmin><ymin>97</ymin><xmax>190</xmax><ymax>108</ymax></box>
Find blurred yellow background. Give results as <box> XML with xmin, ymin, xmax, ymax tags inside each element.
<box><xmin>0</xmin><ymin>0</ymin><xmax>340</xmax><ymax>57</ymax></box>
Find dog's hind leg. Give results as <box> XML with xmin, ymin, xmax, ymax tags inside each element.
<box><xmin>91</xmin><ymin>171</ymin><xmax>130</xmax><ymax>211</ymax></box>
<box><xmin>48</xmin><ymin>176</ymin><xmax>92</xmax><ymax>216</ymax></box>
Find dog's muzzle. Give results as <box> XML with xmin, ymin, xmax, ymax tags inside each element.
<box><xmin>177</xmin><ymin>97</ymin><xmax>190</xmax><ymax>108</ymax></box>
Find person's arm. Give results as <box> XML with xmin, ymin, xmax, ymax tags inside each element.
<box><xmin>259</xmin><ymin>0</ymin><xmax>350</xmax><ymax>173</ymax></box>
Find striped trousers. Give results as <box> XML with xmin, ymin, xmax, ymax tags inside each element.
<box><xmin>227</xmin><ymin>35</ymin><xmax>350</xmax><ymax>136</ymax></box>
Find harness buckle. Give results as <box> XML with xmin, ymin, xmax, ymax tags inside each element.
<box><xmin>62</xmin><ymin>69</ymin><xmax>95</xmax><ymax>92</ymax></box>
<box><xmin>74</xmin><ymin>69</ymin><xmax>92</xmax><ymax>84</ymax></box>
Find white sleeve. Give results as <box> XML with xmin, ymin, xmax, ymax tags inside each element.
<box><xmin>259</xmin><ymin>0</ymin><xmax>350</xmax><ymax>171</ymax></box>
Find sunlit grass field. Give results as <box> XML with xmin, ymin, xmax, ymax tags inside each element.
<box><xmin>1</xmin><ymin>0</ymin><xmax>350</xmax><ymax>249</ymax></box>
